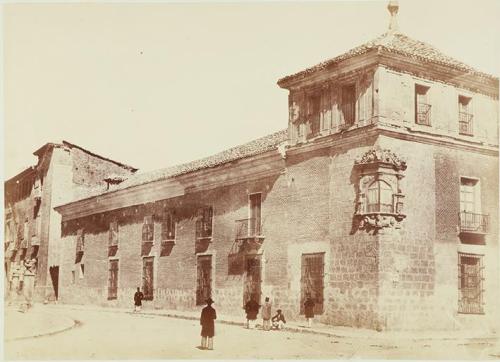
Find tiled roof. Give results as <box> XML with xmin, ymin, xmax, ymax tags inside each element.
<box><xmin>77</xmin><ymin>129</ymin><xmax>288</xmax><ymax>200</ymax></box>
<box><xmin>278</xmin><ymin>32</ymin><xmax>497</xmax><ymax>86</ymax></box>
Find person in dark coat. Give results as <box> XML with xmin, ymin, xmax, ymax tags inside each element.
<box><xmin>200</xmin><ymin>297</ymin><xmax>217</xmax><ymax>350</ymax></box>
<box><xmin>134</xmin><ymin>287</ymin><xmax>144</xmax><ymax>312</ymax></box>
<box><xmin>244</xmin><ymin>297</ymin><xmax>260</xmax><ymax>329</ymax></box>
<box><xmin>304</xmin><ymin>294</ymin><xmax>316</xmax><ymax>328</ymax></box>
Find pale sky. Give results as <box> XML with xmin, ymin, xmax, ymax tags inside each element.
<box><xmin>3</xmin><ymin>0</ymin><xmax>500</xmax><ymax>179</ymax></box>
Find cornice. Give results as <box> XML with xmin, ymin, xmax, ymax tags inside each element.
<box><xmin>55</xmin><ymin>149</ymin><xmax>285</xmax><ymax>221</ymax></box>
<box><xmin>285</xmin><ymin>122</ymin><xmax>498</xmax><ymax>158</ymax></box>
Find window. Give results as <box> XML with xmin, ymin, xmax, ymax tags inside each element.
<box><xmin>142</xmin><ymin>216</ymin><xmax>154</xmax><ymax>242</ymax></box>
<box><xmin>415</xmin><ymin>84</ymin><xmax>431</xmax><ymax>125</ymax></box>
<box><xmin>161</xmin><ymin>211</ymin><xmax>176</xmax><ymax>241</ymax></box>
<box><xmin>307</xmin><ymin>94</ymin><xmax>321</xmax><ymax>138</ymax></box>
<box><xmin>458</xmin><ymin>96</ymin><xmax>473</xmax><ymax>136</ymax></box>
<box><xmin>459</xmin><ymin>178</ymin><xmax>487</xmax><ymax>233</ymax></box>
<box><xmin>300</xmin><ymin>253</ymin><xmax>324</xmax><ymax>315</ymax></box>
<box><xmin>196</xmin><ymin>255</ymin><xmax>212</xmax><ymax>305</ymax></box>
<box><xmin>75</xmin><ymin>228</ymin><xmax>84</xmax><ymax>263</ymax></box>
<box><xmin>108</xmin><ymin>259</ymin><xmax>119</xmax><ymax>300</ymax></box>
<box><xmin>109</xmin><ymin>221</ymin><xmax>119</xmax><ymax>246</ymax></box>
<box><xmin>71</xmin><ymin>270</ymin><xmax>76</xmax><ymax>284</ymax></box>
<box><xmin>142</xmin><ymin>257</ymin><xmax>154</xmax><ymax>300</ymax></box>
<box><xmin>366</xmin><ymin>180</ymin><xmax>394</xmax><ymax>213</ymax></box>
<box><xmin>79</xmin><ymin>264</ymin><xmax>85</xmax><ymax>279</ymax></box>
<box><xmin>458</xmin><ymin>253</ymin><xmax>483</xmax><ymax>314</ymax></box>
<box><xmin>341</xmin><ymin>84</ymin><xmax>356</xmax><ymax>126</ymax></box>
<box><xmin>196</xmin><ymin>207</ymin><xmax>213</xmax><ymax>239</ymax></box>
<box><xmin>249</xmin><ymin>193</ymin><xmax>262</xmax><ymax>236</ymax></box>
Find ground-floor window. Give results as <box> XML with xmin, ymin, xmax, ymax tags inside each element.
<box><xmin>142</xmin><ymin>257</ymin><xmax>154</xmax><ymax>300</ymax></box>
<box><xmin>243</xmin><ymin>254</ymin><xmax>262</xmax><ymax>306</ymax></box>
<box><xmin>458</xmin><ymin>252</ymin><xmax>484</xmax><ymax>314</ymax></box>
<box><xmin>196</xmin><ymin>255</ymin><xmax>212</xmax><ymax>305</ymax></box>
<box><xmin>108</xmin><ymin>260</ymin><xmax>119</xmax><ymax>300</ymax></box>
<box><xmin>300</xmin><ymin>252</ymin><xmax>325</xmax><ymax>315</ymax></box>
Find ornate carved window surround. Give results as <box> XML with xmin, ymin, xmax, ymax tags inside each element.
<box><xmin>354</xmin><ymin>148</ymin><xmax>407</xmax><ymax>230</ymax></box>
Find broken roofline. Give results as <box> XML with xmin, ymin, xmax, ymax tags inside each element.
<box><xmin>54</xmin><ymin>129</ymin><xmax>288</xmax><ymax>219</ymax></box>
<box><xmin>32</xmin><ymin>141</ymin><xmax>138</xmax><ymax>172</ymax></box>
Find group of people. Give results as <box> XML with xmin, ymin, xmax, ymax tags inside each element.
<box><xmin>132</xmin><ymin>288</ymin><xmax>317</xmax><ymax>351</ymax></box>
<box><xmin>244</xmin><ymin>296</ymin><xmax>286</xmax><ymax>331</ymax></box>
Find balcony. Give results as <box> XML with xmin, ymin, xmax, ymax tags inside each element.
<box><xmin>416</xmin><ymin>103</ymin><xmax>432</xmax><ymax>126</ymax></box>
<box><xmin>459</xmin><ymin>211</ymin><xmax>489</xmax><ymax>234</ymax></box>
<box><xmin>235</xmin><ymin>218</ymin><xmax>263</xmax><ymax>239</ymax></box>
<box><xmin>459</xmin><ymin>112</ymin><xmax>474</xmax><ymax>136</ymax></box>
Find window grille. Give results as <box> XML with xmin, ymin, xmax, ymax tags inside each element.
<box><xmin>108</xmin><ymin>260</ymin><xmax>119</xmax><ymax>300</ymax></box>
<box><xmin>458</xmin><ymin>253</ymin><xmax>484</xmax><ymax>314</ymax></box>
<box><xmin>142</xmin><ymin>257</ymin><xmax>154</xmax><ymax>300</ymax></box>
<box><xmin>415</xmin><ymin>85</ymin><xmax>431</xmax><ymax>125</ymax></box>
<box><xmin>196</xmin><ymin>207</ymin><xmax>213</xmax><ymax>239</ymax></box>
<box><xmin>300</xmin><ymin>253</ymin><xmax>325</xmax><ymax>315</ymax></box>
<box><xmin>196</xmin><ymin>255</ymin><xmax>212</xmax><ymax>305</ymax></box>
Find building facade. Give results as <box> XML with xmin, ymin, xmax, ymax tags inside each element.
<box><xmin>54</xmin><ymin>4</ymin><xmax>499</xmax><ymax>331</ymax></box>
<box><xmin>4</xmin><ymin>142</ymin><xmax>136</xmax><ymax>302</ymax></box>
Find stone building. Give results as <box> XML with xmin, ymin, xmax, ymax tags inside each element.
<box><xmin>4</xmin><ymin>141</ymin><xmax>137</xmax><ymax>302</ymax></box>
<box><xmin>54</xmin><ymin>3</ymin><xmax>498</xmax><ymax>331</ymax></box>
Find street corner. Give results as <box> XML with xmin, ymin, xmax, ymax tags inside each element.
<box><xmin>4</xmin><ymin>304</ymin><xmax>78</xmax><ymax>341</ymax></box>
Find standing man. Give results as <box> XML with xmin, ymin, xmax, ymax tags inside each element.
<box><xmin>200</xmin><ymin>297</ymin><xmax>216</xmax><ymax>350</ymax></box>
<box><xmin>304</xmin><ymin>294</ymin><xmax>316</xmax><ymax>328</ymax></box>
<box><xmin>261</xmin><ymin>296</ymin><xmax>272</xmax><ymax>331</ymax></box>
<box><xmin>21</xmin><ymin>258</ymin><xmax>37</xmax><ymax>311</ymax></box>
<box><xmin>9</xmin><ymin>262</ymin><xmax>21</xmax><ymax>306</ymax></box>
<box><xmin>244</xmin><ymin>296</ymin><xmax>260</xmax><ymax>329</ymax></box>
<box><xmin>133</xmin><ymin>287</ymin><xmax>144</xmax><ymax>312</ymax></box>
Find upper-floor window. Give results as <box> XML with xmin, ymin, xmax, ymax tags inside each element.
<box><xmin>161</xmin><ymin>211</ymin><xmax>176</xmax><ymax>241</ymax></box>
<box><xmin>366</xmin><ymin>180</ymin><xmax>394</xmax><ymax>213</ymax></box>
<box><xmin>75</xmin><ymin>228</ymin><xmax>84</xmax><ymax>263</ymax></box>
<box><xmin>249</xmin><ymin>193</ymin><xmax>262</xmax><ymax>236</ymax></box>
<box><xmin>415</xmin><ymin>84</ymin><xmax>431</xmax><ymax>126</ymax></box>
<box><xmin>307</xmin><ymin>94</ymin><xmax>321</xmax><ymax>138</ymax></box>
<box><xmin>341</xmin><ymin>84</ymin><xmax>356</xmax><ymax>126</ymax></box>
<box><xmin>142</xmin><ymin>216</ymin><xmax>154</xmax><ymax>242</ymax></box>
<box><xmin>196</xmin><ymin>206</ymin><xmax>213</xmax><ymax>239</ymax></box>
<box><xmin>109</xmin><ymin>221</ymin><xmax>119</xmax><ymax>246</ymax></box>
<box><xmin>460</xmin><ymin>177</ymin><xmax>480</xmax><ymax>213</ymax></box>
<box><xmin>458</xmin><ymin>96</ymin><xmax>473</xmax><ymax>136</ymax></box>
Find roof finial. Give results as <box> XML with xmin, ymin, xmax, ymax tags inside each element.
<box><xmin>387</xmin><ymin>0</ymin><xmax>400</xmax><ymax>34</ymax></box>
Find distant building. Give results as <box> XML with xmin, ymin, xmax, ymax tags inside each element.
<box><xmin>4</xmin><ymin>141</ymin><xmax>137</xmax><ymax>302</ymax></box>
<box><xmin>54</xmin><ymin>3</ymin><xmax>498</xmax><ymax>331</ymax></box>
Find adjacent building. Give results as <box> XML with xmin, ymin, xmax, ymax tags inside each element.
<box><xmin>4</xmin><ymin>142</ymin><xmax>137</xmax><ymax>302</ymax></box>
<box><xmin>50</xmin><ymin>3</ymin><xmax>498</xmax><ymax>331</ymax></box>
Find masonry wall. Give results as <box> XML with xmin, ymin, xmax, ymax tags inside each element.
<box><xmin>377</xmin><ymin>66</ymin><xmax>499</xmax><ymax>147</ymax></box>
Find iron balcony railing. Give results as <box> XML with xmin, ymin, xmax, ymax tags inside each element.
<box><xmin>365</xmin><ymin>202</ymin><xmax>394</xmax><ymax>214</ymax></box>
<box><xmin>459</xmin><ymin>112</ymin><xmax>474</xmax><ymax>136</ymax></box>
<box><xmin>459</xmin><ymin>211</ymin><xmax>489</xmax><ymax>234</ymax></box>
<box><xmin>235</xmin><ymin>218</ymin><xmax>262</xmax><ymax>239</ymax></box>
<box><xmin>416</xmin><ymin>103</ymin><xmax>432</xmax><ymax>126</ymax></box>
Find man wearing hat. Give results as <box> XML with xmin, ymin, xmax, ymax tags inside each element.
<box><xmin>200</xmin><ymin>297</ymin><xmax>217</xmax><ymax>350</ymax></box>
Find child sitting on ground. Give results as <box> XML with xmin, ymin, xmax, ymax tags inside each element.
<box><xmin>271</xmin><ymin>309</ymin><xmax>286</xmax><ymax>330</ymax></box>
